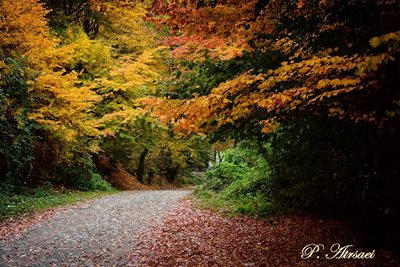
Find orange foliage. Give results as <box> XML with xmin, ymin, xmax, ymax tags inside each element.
<box><xmin>150</xmin><ymin>0</ymin><xmax>259</xmax><ymax>60</ymax></box>
<box><xmin>143</xmin><ymin>31</ymin><xmax>400</xmax><ymax>134</ymax></box>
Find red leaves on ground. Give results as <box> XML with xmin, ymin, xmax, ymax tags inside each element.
<box><xmin>0</xmin><ymin>199</ymin><xmax>100</xmax><ymax>242</ymax></box>
<box><xmin>129</xmin><ymin>199</ymin><xmax>399</xmax><ymax>267</ymax></box>
<box><xmin>0</xmin><ymin>209</ymin><xmax>62</xmax><ymax>242</ymax></box>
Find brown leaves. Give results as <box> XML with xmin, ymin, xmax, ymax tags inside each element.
<box><xmin>0</xmin><ymin>202</ymin><xmax>87</xmax><ymax>243</ymax></box>
<box><xmin>129</xmin><ymin>199</ymin><xmax>395</xmax><ymax>267</ymax></box>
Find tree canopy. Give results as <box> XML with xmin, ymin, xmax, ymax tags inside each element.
<box><xmin>0</xmin><ymin>0</ymin><xmax>209</xmax><ymax>190</ymax></box>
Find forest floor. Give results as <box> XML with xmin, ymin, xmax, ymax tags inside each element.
<box><xmin>130</xmin><ymin>198</ymin><xmax>399</xmax><ymax>267</ymax></box>
<box><xmin>1</xmin><ymin>190</ymin><xmax>399</xmax><ymax>267</ymax></box>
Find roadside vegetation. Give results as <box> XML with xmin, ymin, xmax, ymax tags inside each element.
<box><xmin>194</xmin><ymin>144</ymin><xmax>278</xmax><ymax>217</ymax></box>
<box><xmin>0</xmin><ymin>185</ymin><xmax>116</xmax><ymax>220</ymax></box>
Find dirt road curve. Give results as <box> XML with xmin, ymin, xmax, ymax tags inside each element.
<box><xmin>0</xmin><ymin>190</ymin><xmax>192</xmax><ymax>267</ymax></box>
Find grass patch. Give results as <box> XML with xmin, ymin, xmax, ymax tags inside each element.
<box><xmin>0</xmin><ymin>188</ymin><xmax>118</xmax><ymax>221</ymax></box>
<box><xmin>192</xmin><ymin>190</ymin><xmax>234</xmax><ymax>214</ymax></box>
<box><xmin>175</xmin><ymin>172</ymin><xmax>206</xmax><ymax>187</ymax></box>
<box><xmin>193</xmin><ymin>189</ymin><xmax>281</xmax><ymax>217</ymax></box>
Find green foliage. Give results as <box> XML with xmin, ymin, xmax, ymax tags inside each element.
<box><xmin>195</xmin><ymin>189</ymin><xmax>279</xmax><ymax>217</ymax></box>
<box><xmin>33</xmin><ymin>182</ymin><xmax>53</xmax><ymax>197</ymax></box>
<box><xmin>229</xmin><ymin>193</ymin><xmax>277</xmax><ymax>217</ymax></box>
<box><xmin>193</xmin><ymin>190</ymin><xmax>234</xmax><ymax>214</ymax></box>
<box><xmin>44</xmin><ymin>0</ymin><xmax>108</xmax><ymax>38</ymax></box>
<box><xmin>205</xmin><ymin>161</ymin><xmax>248</xmax><ymax>191</ymax></box>
<box><xmin>197</xmin><ymin>144</ymin><xmax>278</xmax><ymax>216</ymax></box>
<box><xmin>64</xmin><ymin>29</ymin><xmax>112</xmax><ymax>79</ymax></box>
<box><xmin>159</xmin><ymin>50</ymin><xmax>284</xmax><ymax>99</ymax></box>
<box><xmin>101</xmin><ymin>113</ymin><xmax>210</xmax><ymax>184</ymax></box>
<box><xmin>0</xmin><ymin>59</ymin><xmax>36</xmax><ymax>185</ymax></box>
<box><xmin>175</xmin><ymin>172</ymin><xmax>205</xmax><ymax>186</ymax></box>
<box><xmin>204</xmin><ymin>148</ymin><xmax>250</xmax><ymax>191</ymax></box>
<box><xmin>75</xmin><ymin>173</ymin><xmax>113</xmax><ymax>191</ymax></box>
<box><xmin>198</xmin><ymin>116</ymin><xmax>400</xmax><ymax>218</ymax></box>
<box><xmin>101</xmin><ymin>114</ymin><xmax>162</xmax><ymax>175</ymax></box>
<box><xmin>57</xmin><ymin>155</ymin><xmax>112</xmax><ymax>191</ymax></box>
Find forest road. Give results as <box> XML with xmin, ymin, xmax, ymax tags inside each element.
<box><xmin>0</xmin><ymin>190</ymin><xmax>192</xmax><ymax>267</ymax></box>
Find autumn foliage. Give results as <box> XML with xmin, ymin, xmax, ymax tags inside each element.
<box><xmin>145</xmin><ymin>0</ymin><xmax>400</xmax><ymax>135</ymax></box>
<box><xmin>139</xmin><ymin>0</ymin><xmax>400</xmax><ymax>246</ymax></box>
<box><xmin>0</xmin><ymin>0</ymin><xmax>209</xmax><ymax>191</ymax></box>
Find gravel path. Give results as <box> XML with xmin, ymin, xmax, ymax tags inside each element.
<box><xmin>0</xmin><ymin>190</ymin><xmax>192</xmax><ymax>267</ymax></box>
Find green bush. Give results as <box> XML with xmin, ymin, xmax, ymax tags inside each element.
<box><xmin>57</xmin><ymin>156</ymin><xmax>113</xmax><ymax>191</ymax></box>
<box><xmin>72</xmin><ymin>172</ymin><xmax>113</xmax><ymax>191</ymax></box>
<box><xmin>84</xmin><ymin>173</ymin><xmax>113</xmax><ymax>191</ymax></box>
<box><xmin>197</xmin><ymin>145</ymin><xmax>279</xmax><ymax>216</ymax></box>
<box><xmin>175</xmin><ymin>172</ymin><xmax>205</xmax><ymax>186</ymax></box>
<box><xmin>34</xmin><ymin>182</ymin><xmax>54</xmax><ymax>197</ymax></box>
<box><xmin>231</xmin><ymin>193</ymin><xmax>279</xmax><ymax>217</ymax></box>
<box><xmin>205</xmin><ymin>161</ymin><xmax>247</xmax><ymax>191</ymax></box>
<box><xmin>204</xmin><ymin>148</ymin><xmax>252</xmax><ymax>191</ymax></box>
<box><xmin>0</xmin><ymin>59</ymin><xmax>36</xmax><ymax>186</ymax></box>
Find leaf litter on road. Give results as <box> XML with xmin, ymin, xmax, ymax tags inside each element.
<box><xmin>129</xmin><ymin>198</ymin><xmax>399</xmax><ymax>267</ymax></box>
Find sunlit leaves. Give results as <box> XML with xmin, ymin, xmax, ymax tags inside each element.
<box><xmin>0</xmin><ymin>0</ymin><xmax>56</xmax><ymax>68</ymax></box>
<box><xmin>145</xmin><ymin>30</ymin><xmax>400</xmax><ymax>135</ymax></box>
<box><xmin>101</xmin><ymin>1</ymin><xmax>154</xmax><ymax>54</ymax></box>
<box><xmin>369</xmin><ymin>31</ymin><xmax>400</xmax><ymax>48</ymax></box>
<box><xmin>62</xmin><ymin>30</ymin><xmax>112</xmax><ymax>79</ymax></box>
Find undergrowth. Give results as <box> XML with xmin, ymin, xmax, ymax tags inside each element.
<box><xmin>194</xmin><ymin>145</ymin><xmax>281</xmax><ymax>217</ymax></box>
<box><xmin>0</xmin><ymin>185</ymin><xmax>117</xmax><ymax>220</ymax></box>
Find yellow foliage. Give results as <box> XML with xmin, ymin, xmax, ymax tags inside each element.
<box><xmin>104</xmin><ymin>48</ymin><xmax>163</xmax><ymax>93</ymax></box>
<box><xmin>0</xmin><ymin>0</ymin><xmax>57</xmax><ymax>67</ymax></box>
<box><xmin>101</xmin><ymin>2</ymin><xmax>155</xmax><ymax>54</ymax></box>
<box><xmin>30</xmin><ymin>70</ymin><xmax>101</xmax><ymax>139</ymax></box>
<box><xmin>144</xmin><ymin>30</ymin><xmax>400</xmax><ymax>135</ymax></box>
<box><xmin>61</xmin><ymin>30</ymin><xmax>112</xmax><ymax>78</ymax></box>
<box><xmin>96</xmin><ymin>106</ymin><xmax>147</xmax><ymax>136</ymax></box>
<box><xmin>369</xmin><ymin>31</ymin><xmax>400</xmax><ymax>48</ymax></box>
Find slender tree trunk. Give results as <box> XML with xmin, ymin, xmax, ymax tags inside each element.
<box><xmin>137</xmin><ymin>147</ymin><xmax>149</xmax><ymax>183</ymax></box>
<box><xmin>167</xmin><ymin>166</ymin><xmax>179</xmax><ymax>182</ymax></box>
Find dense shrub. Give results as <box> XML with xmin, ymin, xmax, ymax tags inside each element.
<box><xmin>57</xmin><ymin>156</ymin><xmax>113</xmax><ymax>191</ymax></box>
<box><xmin>198</xmin><ymin>145</ymin><xmax>277</xmax><ymax>216</ymax></box>
<box><xmin>262</xmin><ymin>115</ymin><xmax>400</xmax><ymax>247</ymax></box>
<box><xmin>0</xmin><ymin>59</ymin><xmax>36</xmax><ymax>187</ymax></box>
<box><xmin>266</xmin><ymin>115</ymin><xmax>400</xmax><ymax>215</ymax></box>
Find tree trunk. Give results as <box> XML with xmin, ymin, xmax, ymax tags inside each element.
<box><xmin>167</xmin><ymin>166</ymin><xmax>179</xmax><ymax>183</ymax></box>
<box><xmin>136</xmin><ymin>147</ymin><xmax>149</xmax><ymax>183</ymax></box>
